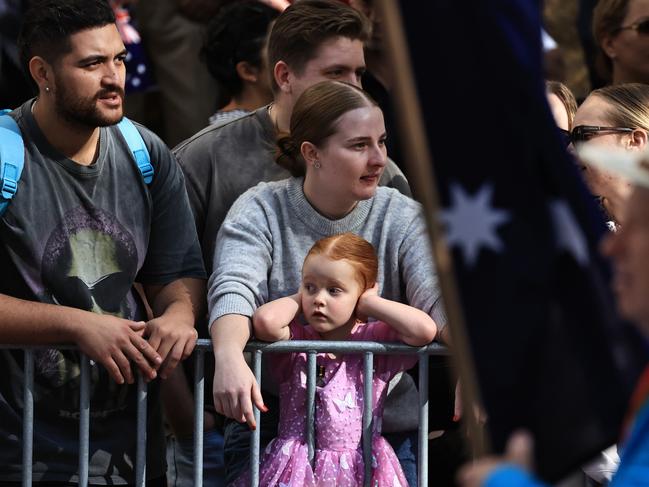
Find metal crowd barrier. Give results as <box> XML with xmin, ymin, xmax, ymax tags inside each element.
<box><xmin>15</xmin><ymin>339</ymin><xmax>447</xmax><ymax>487</ymax></box>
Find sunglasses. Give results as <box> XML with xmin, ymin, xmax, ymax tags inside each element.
<box><xmin>568</xmin><ymin>125</ymin><xmax>634</xmax><ymax>144</ymax></box>
<box><xmin>616</xmin><ymin>18</ymin><xmax>649</xmax><ymax>35</ymax></box>
<box><xmin>52</xmin><ymin>272</ymin><xmax>131</xmax><ymax>313</ymax></box>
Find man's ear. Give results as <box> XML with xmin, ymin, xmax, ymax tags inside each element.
<box><xmin>236</xmin><ymin>61</ymin><xmax>260</xmax><ymax>84</ymax></box>
<box><xmin>28</xmin><ymin>56</ymin><xmax>54</xmax><ymax>95</ymax></box>
<box><xmin>274</xmin><ymin>60</ymin><xmax>292</xmax><ymax>94</ymax></box>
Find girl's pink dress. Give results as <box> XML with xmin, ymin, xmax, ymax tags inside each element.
<box><xmin>234</xmin><ymin>320</ymin><xmax>417</xmax><ymax>487</ymax></box>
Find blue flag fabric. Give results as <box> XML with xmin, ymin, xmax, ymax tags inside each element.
<box><xmin>394</xmin><ymin>0</ymin><xmax>647</xmax><ymax>481</ymax></box>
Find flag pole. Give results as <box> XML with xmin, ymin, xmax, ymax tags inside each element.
<box><xmin>376</xmin><ymin>0</ymin><xmax>489</xmax><ymax>458</ymax></box>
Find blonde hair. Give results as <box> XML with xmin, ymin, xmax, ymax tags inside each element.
<box><xmin>590</xmin><ymin>83</ymin><xmax>649</xmax><ymax>131</ymax></box>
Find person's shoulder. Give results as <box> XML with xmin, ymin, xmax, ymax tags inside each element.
<box><xmin>380</xmin><ymin>157</ymin><xmax>411</xmax><ymax>197</ymax></box>
<box><xmin>107</xmin><ymin>118</ymin><xmax>173</xmax><ymax>172</ymax></box>
<box><xmin>227</xmin><ymin>178</ymin><xmax>292</xmax><ymax>216</ymax></box>
<box><xmin>373</xmin><ymin>185</ymin><xmax>421</xmax><ymax>213</ymax></box>
<box><xmin>235</xmin><ymin>178</ymin><xmax>291</xmax><ymax>204</ymax></box>
<box><xmin>173</xmin><ymin>106</ymin><xmax>270</xmax><ymax>159</ymax></box>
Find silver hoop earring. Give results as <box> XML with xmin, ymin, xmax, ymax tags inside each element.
<box><xmin>314</xmin><ymin>161</ymin><xmax>321</xmax><ymax>169</ymax></box>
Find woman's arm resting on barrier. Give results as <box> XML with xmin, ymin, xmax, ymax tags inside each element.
<box><xmin>252</xmin><ymin>292</ymin><xmax>301</xmax><ymax>342</ymax></box>
<box><xmin>0</xmin><ymin>293</ymin><xmax>161</xmax><ymax>384</ymax></box>
<box><xmin>143</xmin><ymin>277</ymin><xmax>205</xmax><ymax>379</ymax></box>
<box><xmin>356</xmin><ymin>284</ymin><xmax>437</xmax><ymax>346</ymax></box>
<box><xmin>211</xmin><ymin>313</ymin><xmax>267</xmax><ymax>430</ymax></box>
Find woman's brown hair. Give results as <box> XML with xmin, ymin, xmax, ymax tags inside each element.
<box><xmin>546</xmin><ymin>80</ymin><xmax>578</xmax><ymax>129</ymax></box>
<box><xmin>304</xmin><ymin>232</ymin><xmax>378</xmax><ymax>291</ymax></box>
<box><xmin>592</xmin><ymin>0</ymin><xmax>631</xmax><ymax>83</ymax></box>
<box><xmin>276</xmin><ymin>80</ymin><xmax>378</xmax><ymax>177</ymax></box>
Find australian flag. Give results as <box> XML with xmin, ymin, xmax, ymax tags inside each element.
<box><xmin>389</xmin><ymin>0</ymin><xmax>647</xmax><ymax>481</ymax></box>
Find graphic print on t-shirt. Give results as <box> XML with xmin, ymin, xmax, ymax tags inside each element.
<box><xmin>32</xmin><ymin>205</ymin><xmax>139</xmax><ymax>416</ymax></box>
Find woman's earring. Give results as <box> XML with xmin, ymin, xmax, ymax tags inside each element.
<box><xmin>45</xmin><ymin>86</ymin><xmax>50</xmax><ymax>93</ymax></box>
<box><xmin>314</xmin><ymin>160</ymin><xmax>321</xmax><ymax>169</ymax></box>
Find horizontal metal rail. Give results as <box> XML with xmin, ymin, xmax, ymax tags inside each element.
<box><xmin>10</xmin><ymin>339</ymin><xmax>447</xmax><ymax>487</ymax></box>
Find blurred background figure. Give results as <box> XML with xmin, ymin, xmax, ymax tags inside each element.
<box><xmin>546</xmin><ymin>80</ymin><xmax>578</xmax><ymax>133</ymax></box>
<box><xmin>131</xmin><ymin>0</ymin><xmax>221</xmax><ymax>147</ymax></box>
<box><xmin>201</xmin><ymin>0</ymin><xmax>279</xmax><ymax>126</ymax></box>
<box><xmin>542</xmin><ymin>29</ymin><xmax>568</xmax><ymax>83</ymax></box>
<box><xmin>593</xmin><ymin>0</ymin><xmax>649</xmax><ymax>86</ymax></box>
<box><xmin>0</xmin><ymin>0</ymin><xmax>32</xmax><ymax>108</ymax></box>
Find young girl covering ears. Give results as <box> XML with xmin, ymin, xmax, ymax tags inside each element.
<box><xmin>233</xmin><ymin>232</ymin><xmax>436</xmax><ymax>487</ymax></box>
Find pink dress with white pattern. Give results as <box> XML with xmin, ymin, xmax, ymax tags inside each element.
<box><xmin>234</xmin><ymin>320</ymin><xmax>417</xmax><ymax>487</ymax></box>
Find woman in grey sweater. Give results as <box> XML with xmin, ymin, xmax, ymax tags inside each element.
<box><xmin>208</xmin><ymin>80</ymin><xmax>446</xmax><ymax>483</ymax></box>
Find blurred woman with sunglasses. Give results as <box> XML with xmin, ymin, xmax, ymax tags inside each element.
<box><xmin>572</xmin><ymin>83</ymin><xmax>649</xmax><ymax>226</ymax></box>
<box><xmin>593</xmin><ymin>0</ymin><xmax>649</xmax><ymax>85</ymax></box>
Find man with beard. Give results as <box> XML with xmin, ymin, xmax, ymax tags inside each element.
<box><xmin>0</xmin><ymin>1</ymin><xmax>206</xmax><ymax>485</ymax></box>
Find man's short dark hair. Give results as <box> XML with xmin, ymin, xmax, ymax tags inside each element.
<box><xmin>201</xmin><ymin>0</ymin><xmax>278</xmax><ymax>102</ymax></box>
<box><xmin>267</xmin><ymin>0</ymin><xmax>370</xmax><ymax>86</ymax></box>
<box><xmin>18</xmin><ymin>0</ymin><xmax>116</xmax><ymax>77</ymax></box>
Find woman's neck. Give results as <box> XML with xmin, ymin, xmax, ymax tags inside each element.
<box><xmin>303</xmin><ymin>177</ymin><xmax>358</xmax><ymax>219</ymax></box>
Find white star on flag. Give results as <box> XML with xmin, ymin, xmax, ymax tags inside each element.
<box><xmin>549</xmin><ymin>200</ymin><xmax>589</xmax><ymax>266</ymax></box>
<box><xmin>440</xmin><ymin>183</ymin><xmax>510</xmax><ymax>267</ymax></box>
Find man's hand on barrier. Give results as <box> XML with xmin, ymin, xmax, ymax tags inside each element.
<box><xmin>143</xmin><ymin>278</ymin><xmax>205</xmax><ymax>379</ymax></box>
<box><xmin>74</xmin><ymin>314</ymin><xmax>162</xmax><ymax>385</ymax></box>
<box><xmin>213</xmin><ymin>347</ymin><xmax>267</xmax><ymax>430</ymax></box>
<box><xmin>145</xmin><ymin>313</ymin><xmax>198</xmax><ymax>379</ymax></box>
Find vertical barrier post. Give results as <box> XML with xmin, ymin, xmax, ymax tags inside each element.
<box><xmin>250</xmin><ymin>350</ymin><xmax>262</xmax><ymax>487</ymax></box>
<box><xmin>78</xmin><ymin>355</ymin><xmax>91</xmax><ymax>487</ymax></box>
<box><xmin>306</xmin><ymin>351</ymin><xmax>317</xmax><ymax>466</ymax></box>
<box><xmin>135</xmin><ymin>372</ymin><xmax>147</xmax><ymax>487</ymax></box>
<box><xmin>194</xmin><ymin>350</ymin><xmax>205</xmax><ymax>487</ymax></box>
<box><xmin>362</xmin><ymin>352</ymin><xmax>374</xmax><ymax>487</ymax></box>
<box><xmin>418</xmin><ymin>354</ymin><xmax>429</xmax><ymax>486</ymax></box>
<box><xmin>22</xmin><ymin>349</ymin><xmax>34</xmax><ymax>487</ymax></box>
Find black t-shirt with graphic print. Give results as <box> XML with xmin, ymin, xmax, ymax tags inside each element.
<box><xmin>0</xmin><ymin>99</ymin><xmax>205</xmax><ymax>484</ymax></box>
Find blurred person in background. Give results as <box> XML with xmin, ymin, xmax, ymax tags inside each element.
<box><xmin>593</xmin><ymin>0</ymin><xmax>649</xmax><ymax>86</ymax></box>
<box><xmin>201</xmin><ymin>0</ymin><xmax>279</xmax><ymax>126</ymax></box>
<box><xmin>0</xmin><ymin>0</ymin><xmax>32</xmax><ymax>108</ymax></box>
<box><xmin>546</xmin><ymin>80</ymin><xmax>578</xmax><ymax>133</ymax></box>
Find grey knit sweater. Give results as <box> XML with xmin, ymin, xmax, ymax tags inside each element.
<box><xmin>208</xmin><ymin>177</ymin><xmax>446</xmax><ymax>431</ymax></box>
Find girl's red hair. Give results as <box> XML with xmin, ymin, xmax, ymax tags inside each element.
<box><xmin>304</xmin><ymin>233</ymin><xmax>378</xmax><ymax>291</ymax></box>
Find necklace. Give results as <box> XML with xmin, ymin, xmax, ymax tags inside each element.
<box><xmin>268</xmin><ymin>103</ymin><xmax>281</xmax><ymax>134</ymax></box>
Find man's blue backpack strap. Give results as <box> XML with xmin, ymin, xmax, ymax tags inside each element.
<box><xmin>0</xmin><ymin>109</ymin><xmax>24</xmax><ymax>216</ymax></box>
<box><xmin>116</xmin><ymin>117</ymin><xmax>154</xmax><ymax>184</ymax></box>
<box><xmin>0</xmin><ymin>113</ymin><xmax>153</xmax><ymax>217</ymax></box>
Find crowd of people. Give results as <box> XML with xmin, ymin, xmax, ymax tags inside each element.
<box><xmin>0</xmin><ymin>0</ymin><xmax>649</xmax><ymax>486</ymax></box>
